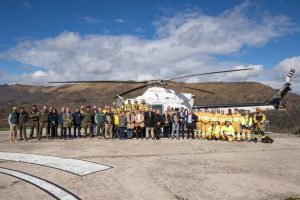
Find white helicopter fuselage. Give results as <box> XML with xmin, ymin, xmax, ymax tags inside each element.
<box><xmin>121</xmin><ymin>87</ymin><xmax>194</xmax><ymax>112</ymax></box>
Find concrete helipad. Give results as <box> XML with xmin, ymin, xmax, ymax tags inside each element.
<box><xmin>0</xmin><ymin>131</ymin><xmax>299</xmax><ymax>200</ymax></box>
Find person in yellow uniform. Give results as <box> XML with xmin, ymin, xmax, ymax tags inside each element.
<box><xmin>194</xmin><ymin>109</ymin><xmax>202</xmax><ymax>139</ymax></box>
<box><xmin>201</xmin><ymin>108</ymin><xmax>211</xmax><ymax>139</ymax></box>
<box><xmin>242</xmin><ymin>110</ymin><xmax>252</xmax><ymax>142</ymax></box>
<box><xmin>133</xmin><ymin>100</ymin><xmax>139</xmax><ymax>111</ymax></box>
<box><xmin>218</xmin><ymin>110</ymin><xmax>226</xmax><ymax>126</ymax></box>
<box><xmin>226</xmin><ymin>109</ymin><xmax>233</xmax><ymax>125</ymax></box>
<box><xmin>139</xmin><ymin>99</ymin><xmax>148</xmax><ymax>112</ymax></box>
<box><xmin>253</xmin><ymin>107</ymin><xmax>267</xmax><ymax>143</ymax></box>
<box><xmin>125</xmin><ymin>99</ymin><xmax>133</xmax><ymax>112</ymax></box>
<box><xmin>113</xmin><ymin>110</ymin><xmax>119</xmax><ymax>139</ymax></box>
<box><xmin>221</xmin><ymin>121</ymin><xmax>235</xmax><ymax>142</ymax></box>
<box><xmin>232</xmin><ymin>109</ymin><xmax>242</xmax><ymax>141</ymax></box>
<box><xmin>207</xmin><ymin>121</ymin><xmax>220</xmax><ymax>140</ymax></box>
<box><xmin>210</xmin><ymin>110</ymin><xmax>218</xmax><ymax>126</ymax></box>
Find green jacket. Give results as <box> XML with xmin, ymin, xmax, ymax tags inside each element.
<box><xmin>95</xmin><ymin>112</ymin><xmax>105</xmax><ymax>124</ymax></box>
<box><xmin>19</xmin><ymin>111</ymin><xmax>29</xmax><ymax>125</ymax></box>
<box><xmin>63</xmin><ymin>113</ymin><xmax>73</xmax><ymax>127</ymax></box>
<box><xmin>29</xmin><ymin>111</ymin><xmax>39</xmax><ymax>121</ymax></box>
<box><xmin>83</xmin><ymin>111</ymin><xmax>93</xmax><ymax>123</ymax></box>
<box><xmin>39</xmin><ymin>110</ymin><xmax>49</xmax><ymax>123</ymax></box>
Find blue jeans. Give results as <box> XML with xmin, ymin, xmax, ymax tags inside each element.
<box><xmin>119</xmin><ymin>127</ymin><xmax>126</xmax><ymax>140</ymax></box>
<box><xmin>172</xmin><ymin>123</ymin><xmax>179</xmax><ymax>138</ymax></box>
<box><xmin>74</xmin><ymin>124</ymin><xmax>81</xmax><ymax>138</ymax></box>
<box><xmin>63</xmin><ymin>127</ymin><xmax>71</xmax><ymax>139</ymax></box>
<box><xmin>127</xmin><ymin>129</ymin><xmax>133</xmax><ymax>139</ymax></box>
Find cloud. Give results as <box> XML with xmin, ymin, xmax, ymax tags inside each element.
<box><xmin>276</xmin><ymin>56</ymin><xmax>300</xmax><ymax>79</ymax></box>
<box><xmin>83</xmin><ymin>16</ymin><xmax>100</xmax><ymax>23</ymax></box>
<box><xmin>115</xmin><ymin>18</ymin><xmax>125</xmax><ymax>23</ymax></box>
<box><xmin>0</xmin><ymin>2</ymin><xmax>296</xmax><ymax>91</ymax></box>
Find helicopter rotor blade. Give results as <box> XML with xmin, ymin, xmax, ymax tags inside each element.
<box><xmin>49</xmin><ymin>80</ymin><xmax>147</xmax><ymax>84</ymax></box>
<box><xmin>166</xmin><ymin>68</ymin><xmax>254</xmax><ymax>81</ymax></box>
<box><xmin>165</xmin><ymin>83</ymin><xmax>215</xmax><ymax>94</ymax></box>
<box><xmin>113</xmin><ymin>84</ymin><xmax>148</xmax><ymax>98</ymax></box>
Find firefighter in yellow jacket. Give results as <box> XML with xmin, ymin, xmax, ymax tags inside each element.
<box><xmin>221</xmin><ymin>121</ymin><xmax>235</xmax><ymax>142</ymax></box>
<box><xmin>125</xmin><ymin>100</ymin><xmax>133</xmax><ymax>112</ymax></box>
<box><xmin>218</xmin><ymin>110</ymin><xmax>226</xmax><ymax>126</ymax></box>
<box><xmin>194</xmin><ymin>109</ymin><xmax>202</xmax><ymax>138</ymax></box>
<box><xmin>253</xmin><ymin>107</ymin><xmax>266</xmax><ymax>142</ymax></box>
<box><xmin>242</xmin><ymin>110</ymin><xmax>252</xmax><ymax>142</ymax></box>
<box><xmin>139</xmin><ymin>99</ymin><xmax>148</xmax><ymax>111</ymax></box>
<box><xmin>201</xmin><ymin>108</ymin><xmax>211</xmax><ymax>139</ymax></box>
<box><xmin>232</xmin><ymin>109</ymin><xmax>242</xmax><ymax>141</ymax></box>
<box><xmin>207</xmin><ymin>121</ymin><xmax>220</xmax><ymax>140</ymax></box>
<box><xmin>133</xmin><ymin>100</ymin><xmax>139</xmax><ymax>111</ymax></box>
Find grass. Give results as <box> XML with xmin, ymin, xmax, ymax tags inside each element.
<box><xmin>283</xmin><ymin>197</ymin><xmax>300</xmax><ymax>200</ymax></box>
<box><xmin>0</xmin><ymin>127</ymin><xmax>9</xmax><ymax>131</ymax></box>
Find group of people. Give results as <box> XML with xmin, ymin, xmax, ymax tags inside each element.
<box><xmin>7</xmin><ymin>99</ymin><xmax>270</xmax><ymax>143</ymax></box>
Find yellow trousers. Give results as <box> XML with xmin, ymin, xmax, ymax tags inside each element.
<box><xmin>242</xmin><ymin>129</ymin><xmax>251</xmax><ymax>141</ymax></box>
<box><xmin>201</xmin><ymin>122</ymin><xmax>210</xmax><ymax>138</ymax></box>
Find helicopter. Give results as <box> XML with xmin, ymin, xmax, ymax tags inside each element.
<box><xmin>49</xmin><ymin>68</ymin><xmax>295</xmax><ymax>113</ymax></box>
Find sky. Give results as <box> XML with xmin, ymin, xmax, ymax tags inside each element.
<box><xmin>0</xmin><ymin>0</ymin><xmax>300</xmax><ymax>93</ymax></box>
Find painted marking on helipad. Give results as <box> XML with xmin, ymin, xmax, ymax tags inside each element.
<box><xmin>0</xmin><ymin>152</ymin><xmax>111</xmax><ymax>176</ymax></box>
<box><xmin>0</xmin><ymin>167</ymin><xmax>81</xmax><ymax>200</ymax></box>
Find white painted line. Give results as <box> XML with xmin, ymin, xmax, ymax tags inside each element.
<box><xmin>0</xmin><ymin>152</ymin><xmax>111</xmax><ymax>176</ymax></box>
<box><xmin>0</xmin><ymin>167</ymin><xmax>80</xmax><ymax>200</ymax></box>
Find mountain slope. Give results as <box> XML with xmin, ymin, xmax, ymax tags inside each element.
<box><xmin>0</xmin><ymin>82</ymin><xmax>299</xmax><ymax>132</ymax></box>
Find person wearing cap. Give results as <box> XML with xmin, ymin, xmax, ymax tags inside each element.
<box><xmin>232</xmin><ymin>109</ymin><xmax>242</xmax><ymax>142</ymax></box>
<box><xmin>253</xmin><ymin>107</ymin><xmax>267</xmax><ymax>143</ymax></box>
<box><xmin>38</xmin><ymin>105</ymin><xmax>50</xmax><ymax>140</ymax></box>
<box><xmin>221</xmin><ymin>121</ymin><xmax>235</xmax><ymax>142</ymax></box>
<box><xmin>8</xmin><ymin>107</ymin><xmax>19</xmax><ymax>141</ymax></box>
<box><xmin>242</xmin><ymin>110</ymin><xmax>252</xmax><ymax>142</ymax></box>
<box><xmin>19</xmin><ymin>107</ymin><xmax>29</xmax><ymax>141</ymax></box>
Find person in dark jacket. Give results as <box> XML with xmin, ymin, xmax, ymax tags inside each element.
<box><xmin>19</xmin><ymin>107</ymin><xmax>29</xmax><ymax>141</ymax></box>
<box><xmin>95</xmin><ymin>107</ymin><xmax>105</xmax><ymax>138</ymax></box>
<box><xmin>162</xmin><ymin>111</ymin><xmax>172</xmax><ymax>138</ymax></box>
<box><xmin>8</xmin><ymin>107</ymin><xmax>19</xmax><ymax>141</ymax></box>
<box><xmin>58</xmin><ymin>107</ymin><xmax>65</xmax><ymax>139</ymax></box>
<box><xmin>83</xmin><ymin>106</ymin><xmax>94</xmax><ymax>138</ymax></box>
<box><xmin>178</xmin><ymin>107</ymin><xmax>186</xmax><ymax>139</ymax></box>
<box><xmin>104</xmin><ymin>108</ymin><xmax>114</xmax><ymax>139</ymax></box>
<box><xmin>118</xmin><ymin>111</ymin><xmax>127</xmax><ymax>140</ymax></box>
<box><xmin>73</xmin><ymin>107</ymin><xmax>83</xmax><ymax>138</ymax></box>
<box><xmin>154</xmin><ymin>110</ymin><xmax>162</xmax><ymax>140</ymax></box>
<box><xmin>186</xmin><ymin>110</ymin><xmax>197</xmax><ymax>139</ymax></box>
<box><xmin>38</xmin><ymin>105</ymin><xmax>49</xmax><ymax>140</ymax></box>
<box><xmin>144</xmin><ymin>108</ymin><xmax>155</xmax><ymax>139</ymax></box>
<box><xmin>49</xmin><ymin>108</ymin><xmax>58</xmax><ymax>139</ymax></box>
<box><xmin>29</xmin><ymin>105</ymin><xmax>39</xmax><ymax>139</ymax></box>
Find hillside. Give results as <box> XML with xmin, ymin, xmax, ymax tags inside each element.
<box><xmin>0</xmin><ymin>82</ymin><xmax>299</xmax><ymax>132</ymax></box>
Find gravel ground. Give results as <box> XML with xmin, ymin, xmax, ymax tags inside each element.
<box><xmin>0</xmin><ymin>131</ymin><xmax>299</xmax><ymax>200</ymax></box>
